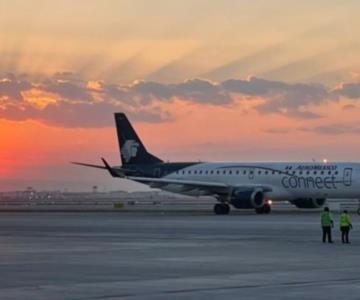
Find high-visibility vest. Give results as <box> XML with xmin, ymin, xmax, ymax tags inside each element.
<box><xmin>340</xmin><ymin>213</ymin><xmax>351</xmax><ymax>227</ymax></box>
<box><xmin>321</xmin><ymin>212</ymin><xmax>333</xmax><ymax>227</ymax></box>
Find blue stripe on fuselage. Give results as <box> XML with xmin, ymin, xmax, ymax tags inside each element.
<box><xmin>116</xmin><ymin>162</ymin><xmax>200</xmax><ymax>178</ymax></box>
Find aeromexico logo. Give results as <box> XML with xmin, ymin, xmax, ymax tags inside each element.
<box><xmin>121</xmin><ymin>140</ymin><xmax>140</xmax><ymax>163</ymax></box>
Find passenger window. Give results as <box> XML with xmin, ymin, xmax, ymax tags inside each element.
<box><xmin>188</xmin><ymin>171</ymin><xmax>191</xmax><ymax>174</ymax></box>
<box><xmin>313</xmin><ymin>171</ymin><xmax>317</xmax><ymax>175</ymax></box>
<box><xmin>210</xmin><ymin>170</ymin><xmax>213</xmax><ymax>174</ymax></box>
<box><xmin>223</xmin><ymin>170</ymin><xmax>226</xmax><ymax>174</ymax></box>
<box><xmin>328</xmin><ymin>171</ymin><xmax>331</xmax><ymax>175</ymax></box>
<box><xmin>236</xmin><ymin>170</ymin><xmax>239</xmax><ymax>175</ymax></box>
<box><xmin>229</xmin><ymin>170</ymin><xmax>232</xmax><ymax>175</ymax></box>
<box><xmin>199</xmin><ymin>171</ymin><xmax>202</xmax><ymax>174</ymax></box>
<box><xmin>306</xmin><ymin>171</ymin><xmax>310</xmax><ymax>175</ymax></box>
<box><xmin>335</xmin><ymin>171</ymin><xmax>338</xmax><ymax>175</ymax></box>
<box><xmin>299</xmin><ymin>171</ymin><xmax>303</xmax><ymax>175</ymax></box>
<box><xmin>258</xmin><ymin>171</ymin><xmax>261</xmax><ymax>175</ymax></box>
<box><xmin>265</xmin><ymin>171</ymin><xmax>268</xmax><ymax>175</ymax></box>
<box><xmin>272</xmin><ymin>171</ymin><xmax>275</xmax><ymax>175</ymax></box>
<box><xmin>321</xmin><ymin>171</ymin><xmax>324</xmax><ymax>175</ymax></box>
<box><xmin>194</xmin><ymin>170</ymin><xmax>197</xmax><ymax>174</ymax></box>
<box><xmin>216</xmin><ymin>171</ymin><xmax>220</xmax><ymax>174</ymax></box>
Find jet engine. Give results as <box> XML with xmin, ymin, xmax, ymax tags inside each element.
<box><xmin>290</xmin><ymin>198</ymin><xmax>326</xmax><ymax>209</ymax></box>
<box><xmin>230</xmin><ymin>189</ymin><xmax>265</xmax><ymax>209</ymax></box>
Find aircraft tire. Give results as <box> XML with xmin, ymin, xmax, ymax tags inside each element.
<box><xmin>214</xmin><ymin>203</ymin><xmax>230</xmax><ymax>215</ymax></box>
<box><xmin>263</xmin><ymin>204</ymin><xmax>271</xmax><ymax>214</ymax></box>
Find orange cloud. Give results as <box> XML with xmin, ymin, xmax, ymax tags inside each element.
<box><xmin>21</xmin><ymin>88</ymin><xmax>58</xmax><ymax>109</ymax></box>
<box><xmin>0</xmin><ymin>74</ymin><xmax>339</xmax><ymax>128</ymax></box>
<box><xmin>87</xmin><ymin>80</ymin><xmax>102</xmax><ymax>91</ymax></box>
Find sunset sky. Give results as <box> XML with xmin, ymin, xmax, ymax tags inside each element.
<box><xmin>2</xmin><ymin>0</ymin><xmax>360</xmax><ymax>191</ymax></box>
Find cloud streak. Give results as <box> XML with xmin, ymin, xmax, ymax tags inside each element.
<box><xmin>299</xmin><ymin>123</ymin><xmax>360</xmax><ymax>135</ymax></box>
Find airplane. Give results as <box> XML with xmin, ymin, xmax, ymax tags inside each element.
<box><xmin>73</xmin><ymin>113</ymin><xmax>360</xmax><ymax>215</ymax></box>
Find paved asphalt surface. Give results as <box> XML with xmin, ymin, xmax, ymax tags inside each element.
<box><xmin>0</xmin><ymin>211</ymin><xmax>359</xmax><ymax>299</ymax></box>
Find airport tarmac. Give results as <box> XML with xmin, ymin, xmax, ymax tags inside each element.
<box><xmin>0</xmin><ymin>211</ymin><xmax>359</xmax><ymax>299</ymax></box>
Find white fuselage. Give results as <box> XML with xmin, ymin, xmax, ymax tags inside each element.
<box><xmin>164</xmin><ymin>162</ymin><xmax>360</xmax><ymax>201</ymax></box>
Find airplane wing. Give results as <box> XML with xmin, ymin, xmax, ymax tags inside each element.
<box><xmin>128</xmin><ymin>176</ymin><xmax>272</xmax><ymax>196</ymax></box>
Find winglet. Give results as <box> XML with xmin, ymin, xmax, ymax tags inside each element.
<box><xmin>101</xmin><ymin>157</ymin><xmax>123</xmax><ymax>178</ymax></box>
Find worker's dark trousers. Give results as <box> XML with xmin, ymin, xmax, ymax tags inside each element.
<box><xmin>341</xmin><ymin>226</ymin><xmax>350</xmax><ymax>243</ymax></box>
<box><xmin>322</xmin><ymin>226</ymin><xmax>333</xmax><ymax>243</ymax></box>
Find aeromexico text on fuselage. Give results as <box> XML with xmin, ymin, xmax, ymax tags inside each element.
<box><xmin>118</xmin><ymin>162</ymin><xmax>352</xmax><ymax>190</ymax></box>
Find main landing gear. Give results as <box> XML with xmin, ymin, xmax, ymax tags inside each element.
<box><xmin>214</xmin><ymin>203</ymin><xmax>230</xmax><ymax>215</ymax></box>
<box><xmin>213</xmin><ymin>201</ymin><xmax>272</xmax><ymax>215</ymax></box>
<box><xmin>255</xmin><ymin>203</ymin><xmax>272</xmax><ymax>214</ymax></box>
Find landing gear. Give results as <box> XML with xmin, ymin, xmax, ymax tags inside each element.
<box><xmin>255</xmin><ymin>207</ymin><xmax>263</xmax><ymax>214</ymax></box>
<box><xmin>214</xmin><ymin>203</ymin><xmax>230</xmax><ymax>215</ymax></box>
<box><xmin>263</xmin><ymin>203</ymin><xmax>271</xmax><ymax>214</ymax></box>
<box><xmin>255</xmin><ymin>203</ymin><xmax>272</xmax><ymax>214</ymax></box>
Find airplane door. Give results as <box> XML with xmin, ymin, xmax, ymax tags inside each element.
<box><xmin>248</xmin><ymin>168</ymin><xmax>254</xmax><ymax>180</ymax></box>
<box><xmin>343</xmin><ymin>168</ymin><xmax>352</xmax><ymax>186</ymax></box>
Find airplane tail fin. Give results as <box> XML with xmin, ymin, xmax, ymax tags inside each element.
<box><xmin>114</xmin><ymin>113</ymin><xmax>163</xmax><ymax>166</ymax></box>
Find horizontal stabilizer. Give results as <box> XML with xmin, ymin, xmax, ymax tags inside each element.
<box><xmin>71</xmin><ymin>158</ymin><xmax>131</xmax><ymax>178</ymax></box>
<box><xmin>71</xmin><ymin>162</ymin><xmax>107</xmax><ymax>170</ymax></box>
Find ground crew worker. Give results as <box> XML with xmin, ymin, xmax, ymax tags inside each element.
<box><xmin>340</xmin><ymin>210</ymin><xmax>353</xmax><ymax>244</ymax></box>
<box><xmin>321</xmin><ymin>207</ymin><xmax>334</xmax><ymax>243</ymax></box>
